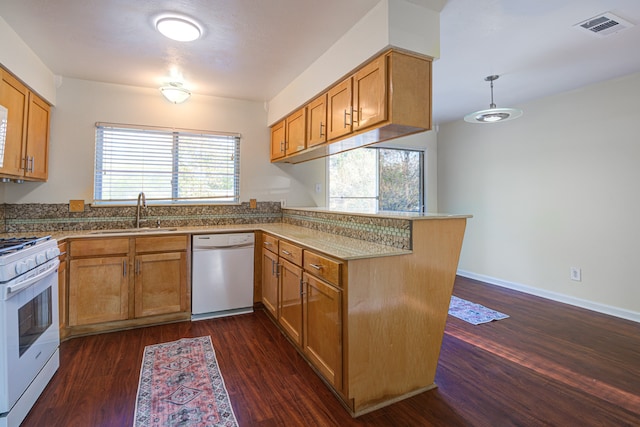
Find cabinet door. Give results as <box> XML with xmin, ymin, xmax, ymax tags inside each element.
<box><xmin>270</xmin><ymin>119</ymin><xmax>286</xmax><ymax>161</ymax></box>
<box><xmin>285</xmin><ymin>108</ymin><xmax>306</xmax><ymax>156</ymax></box>
<box><xmin>68</xmin><ymin>256</ymin><xmax>129</xmax><ymax>326</ymax></box>
<box><xmin>307</xmin><ymin>93</ymin><xmax>327</xmax><ymax>147</ymax></box>
<box><xmin>327</xmin><ymin>78</ymin><xmax>352</xmax><ymax>141</ymax></box>
<box><xmin>303</xmin><ymin>272</ymin><xmax>342</xmax><ymax>390</ymax></box>
<box><xmin>353</xmin><ymin>55</ymin><xmax>387</xmax><ymax>131</ymax></box>
<box><xmin>134</xmin><ymin>252</ymin><xmax>187</xmax><ymax>318</ymax></box>
<box><xmin>24</xmin><ymin>93</ymin><xmax>50</xmax><ymax>180</ymax></box>
<box><xmin>262</xmin><ymin>248</ymin><xmax>279</xmax><ymax>318</ymax></box>
<box><xmin>279</xmin><ymin>259</ymin><xmax>303</xmax><ymax>346</ymax></box>
<box><xmin>0</xmin><ymin>70</ymin><xmax>28</xmax><ymax>176</ymax></box>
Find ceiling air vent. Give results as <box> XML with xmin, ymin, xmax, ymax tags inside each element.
<box><xmin>575</xmin><ymin>12</ymin><xmax>634</xmax><ymax>37</ymax></box>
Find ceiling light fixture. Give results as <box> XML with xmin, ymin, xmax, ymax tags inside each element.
<box><xmin>156</xmin><ymin>16</ymin><xmax>201</xmax><ymax>42</ymax></box>
<box><xmin>160</xmin><ymin>82</ymin><xmax>191</xmax><ymax>104</ymax></box>
<box><xmin>464</xmin><ymin>75</ymin><xmax>523</xmax><ymax>124</ymax></box>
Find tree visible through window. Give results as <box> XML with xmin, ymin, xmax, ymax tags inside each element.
<box><xmin>329</xmin><ymin>147</ymin><xmax>424</xmax><ymax>212</ymax></box>
<box><xmin>94</xmin><ymin>123</ymin><xmax>240</xmax><ymax>204</ymax></box>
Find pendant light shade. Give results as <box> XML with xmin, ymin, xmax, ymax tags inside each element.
<box><xmin>160</xmin><ymin>82</ymin><xmax>191</xmax><ymax>104</ymax></box>
<box><xmin>464</xmin><ymin>75</ymin><xmax>523</xmax><ymax>123</ymax></box>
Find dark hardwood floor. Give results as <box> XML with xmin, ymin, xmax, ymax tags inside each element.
<box><xmin>23</xmin><ymin>276</ymin><xmax>640</xmax><ymax>426</ymax></box>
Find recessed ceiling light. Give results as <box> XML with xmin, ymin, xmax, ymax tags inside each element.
<box><xmin>156</xmin><ymin>17</ymin><xmax>201</xmax><ymax>42</ymax></box>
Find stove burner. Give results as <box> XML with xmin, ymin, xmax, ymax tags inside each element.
<box><xmin>0</xmin><ymin>236</ymin><xmax>51</xmax><ymax>255</ymax></box>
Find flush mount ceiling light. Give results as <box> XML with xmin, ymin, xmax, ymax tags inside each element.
<box><xmin>464</xmin><ymin>75</ymin><xmax>523</xmax><ymax>124</ymax></box>
<box><xmin>156</xmin><ymin>16</ymin><xmax>201</xmax><ymax>42</ymax></box>
<box><xmin>160</xmin><ymin>82</ymin><xmax>191</xmax><ymax>104</ymax></box>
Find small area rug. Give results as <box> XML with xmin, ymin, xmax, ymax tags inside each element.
<box><xmin>133</xmin><ymin>336</ymin><xmax>238</xmax><ymax>427</ymax></box>
<box><xmin>448</xmin><ymin>296</ymin><xmax>510</xmax><ymax>325</ymax></box>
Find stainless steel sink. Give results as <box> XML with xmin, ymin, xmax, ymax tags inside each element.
<box><xmin>88</xmin><ymin>227</ymin><xmax>178</xmax><ymax>234</ymax></box>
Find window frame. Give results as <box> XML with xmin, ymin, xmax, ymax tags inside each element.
<box><xmin>327</xmin><ymin>146</ymin><xmax>425</xmax><ymax>213</ymax></box>
<box><xmin>93</xmin><ymin>122</ymin><xmax>241</xmax><ymax>206</ymax></box>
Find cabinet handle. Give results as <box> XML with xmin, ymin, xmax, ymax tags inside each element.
<box><xmin>353</xmin><ymin>108</ymin><xmax>361</xmax><ymax>125</ymax></box>
<box><xmin>29</xmin><ymin>156</ymin><xmax>35</xmax><ymax>172</ymax></box>
<box><xmin>264</xmin><ymin>241</ymin><xmax>272</xmax><ymax>246</ymax></box>
<box><xmin>309</xmin><ymin>263</ymin><xmax>323</xmax><ymax>270</ymax></box>
<box><xmin>319</xmin><ymin>122</ymin><xmax>325</xmax><ymax>137</ymax></box>
<box><xmin>280</xmin><ymin>140</ymin><xmax>285</xmax><ymax>153</ymax></box>
<box><xmin>299</xmin><ymin>278</ymin><xmax>305</xmax><ymax>296</ymax></box>
<box><xmin>343</xmin><ymin>108</ymin><xmax>353</xmax><ymax>128</ymax></box>
<box><xmin>123</xmin><ymin>260</ymin><xmax>127</xmax><ymax>276</ymax></box>
<box><xmin>21</xmin><ymin>157</ymin><xmax>28</xmax><ymax>171</ymax></box>
<box><xmin>135</xmin><ymin>260</ymin><xmax>141</xmax><ymax>275</ymax></box>
<box><xmin>275</xmin><ymin>262</ymin><xmax>281</xmax><ymax>278</ymax></box>
<box><xmin>281</xmin><ymin>249</ymin><xmax>291</xmax><ymax>256</ymax></box>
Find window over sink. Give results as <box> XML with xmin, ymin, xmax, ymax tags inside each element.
<box><xmin>93</xmin><ymin>123</ymin><xmax>240</xmax><ymax>205</ymax></box>
<box><xmin>328</xmin><ymin>147</ymin><xmax>424</xmax><ymax>213</ymax></box>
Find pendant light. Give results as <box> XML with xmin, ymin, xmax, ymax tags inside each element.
<box><xmin>464</xmin><ymin>75</ymin><xmax>523</xmax><ymax>123</ymax></box>
<box><xmin>160</xmin><ymin>82</ymin><xmax>191</xmax><ymax>104</ymax></box>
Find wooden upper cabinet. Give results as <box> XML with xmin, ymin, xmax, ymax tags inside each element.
<box><xmin>0</xmin><ymin>70</ymin><xmax>29</xmax><ymax>176</ymax></box>
<box><xmin>270</xmin><ymin>49</ymin><xmax>432</xmax><ymax>164</ymax></box>
<box><xmin>327</xmin><ymin>77</ymin><xmax>353</xmax><ymax>141</ymax></box>
<box><xmin>285</xmin><ymin>107</ymin><xmax>306</xmax><ymax>156</ymax></box>
<box><xmin>270</xmin><ymin>119</ymin><xmax>286</xmax><ymax>161</ymax></box>
<box><xmin>307</xmin><ymin>93</ymin><xmax>327</xmax><ymax>148</ymax></box>
<box><xmin>0</xmin><ymin>67</ymin><xmax>51</xmax><ymax>181</ymax></box>
<box><xmin>353</xmin><ymin>55</ymin><xmax>387</xmax><ymax>131</ymax></box>
<box><xmin>25</xmin><ymin>93</ymin><xmax>50</xmax><ymax>180</ymax></box>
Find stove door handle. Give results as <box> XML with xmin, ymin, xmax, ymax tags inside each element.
<box><xmin>6</xmin><ymin>260</ymin><xmax>59</xmax><ymax>297</ymax></box>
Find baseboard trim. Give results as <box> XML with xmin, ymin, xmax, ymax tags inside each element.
<box><xmin>457</xmin><ymin>269</ymin><xmax>640</xmax><ymax>324</ymax></box>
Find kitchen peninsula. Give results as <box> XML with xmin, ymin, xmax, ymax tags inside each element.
<box><xmin>14</xmin><ymin>204</ymin><xmax>469</xmax><ymax>416</ymax></box>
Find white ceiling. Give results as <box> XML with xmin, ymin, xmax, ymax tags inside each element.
<box><xmin>1</xmin><ymin>0</ymin><xmax>639</xmax><ymax>125</ymax></box>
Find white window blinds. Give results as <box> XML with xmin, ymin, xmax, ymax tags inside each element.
<box><xmin>94</xmin><ymin>123</ymin><xmax>240</xmax><ymax>204</ymax></box>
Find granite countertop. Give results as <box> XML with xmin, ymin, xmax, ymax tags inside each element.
<box><xmin>36</xmin><ymin>223</ymin><xmax>410</xmax><ymax>260</ymax></box>
<box><xmin>284</xmin><ymin>207</ymin><xmax>473</xmax><ymax>220</ymax></box>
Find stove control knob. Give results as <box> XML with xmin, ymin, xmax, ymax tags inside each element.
<box><xmin>36</xmin><ymin>253</ymin><xmax>47</xmax><ymax>265</ymax></box>
<box><xmin>46</xmin><ymin>247</ymin><xmax>60</xmax><ymax>260</ymax></box>
<box><xmin>26</xmin><ymin>258</ymin><xmax>36</xmax><ymax>270</ymax></box>
<box><xmin>15</xmin><ymin>261</ymin><xmax>28</xmax><ymax>275</ymax></box>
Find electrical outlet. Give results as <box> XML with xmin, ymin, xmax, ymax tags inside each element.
<box><xmin>280</xmin><ymin>199</ymin><xmax>286</xmax><ymax>208</ymax></box>
<box><xmin>315</xmin><ymin>183</ymin><xmax>321</xmax><ymax>193</ymax></box>
<box><xmin>69</xmin><ymin>200</ymin><xmax>85</xmax><ymax>212</ymax></box>
<box><xmin>570</xmin><ymin>267</ymin><xmax>582</xmax><ymax>281</ymax></box>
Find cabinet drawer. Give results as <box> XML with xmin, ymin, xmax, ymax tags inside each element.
<box><xmin>70</xmin><ymin>238</ymin><xmax>129</xmax><ymax>257</ymax></box>
<box><xmin>262</xmin><ymin>234</ymin><xmax>279</xmax><ymax>254</ymax></box>
<box><xmin>135</xmin><ymin>235</ymin><xmax>188</xmax><ymax>253</ymax></box>
<box><xmin>279</xmin><ymin>241</ymin><xmax>303</xmax><ymax>266</ymax></box>
<box><xmin>303</xmin><ymin>250</ymin><xmax>342</xmax><ymax>287</ymax></box>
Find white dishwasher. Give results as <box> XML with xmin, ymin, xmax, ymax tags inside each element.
<box><xmin>192</xmin><ymin>233</ymin><xmax>255</xmax><ymax>320</ymax></box>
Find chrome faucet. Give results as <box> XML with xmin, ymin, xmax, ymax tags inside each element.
<box><xmin>136</xmin><ymin>192</ymin><xmax>147</xmax><ymax>228</ymax></box>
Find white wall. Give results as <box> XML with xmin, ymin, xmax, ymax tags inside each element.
<box><xmin>438</xmin><ymin>72</ymin><xmax>640</xmax><ymax>320</ymax></box>
<box><xmin>3</xmin><ymin>77</ymin><xmax>316</xmax><ymax>206</ymax></box>
<box><xmin>267</xmin><ymin>0</ymin><xmax>440</xmax><ymax>124</ymax></box>
<box><xmin>0</xmin><ymin>16</ymin><xmax>56</xmax><ymax>104</ymax></box>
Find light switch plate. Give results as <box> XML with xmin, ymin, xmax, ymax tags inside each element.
<box><xmin>69</xmin><ymin>200</ymin><xmax>85</xmax><ymax>212</ymax></box>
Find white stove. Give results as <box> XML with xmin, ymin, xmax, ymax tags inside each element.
<box><xmin>0</xmin><ymin>235</ymin><xmax>60</xmax><ymax>427</ymax></box>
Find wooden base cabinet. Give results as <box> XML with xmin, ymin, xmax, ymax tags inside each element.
<box><xmin>259</xmin><ymin>218</ymin><xmax>468</xmax><ymax>417</ymax></box>
<box><xmin>134</xmin><ymin>252</ymin><xmax>187</xmax><ymax>318</ymax></box>
<box><xmin>64</xmin><ymin>235</ymin><xmax>190</xmax><ymax>339</ymax></box>
<box><xmin>279</xmin><ymin>259</ymin><xmax>303</xmax><ymax>346</ymax></box>
<box><xmin>261</xmin><ymin>244</ymin><xmax>279</xmax><ymax>318</ymax></box>
<box><xmin>303</xmin><ymin>272</ymin><xmax>342</xmax><ymax>390</ymax></box>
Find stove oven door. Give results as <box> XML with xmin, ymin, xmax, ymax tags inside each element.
<box><xmin>0</xmin><ymin>260</ymin><xmax>60</xmax><ymax>413</ymax></box>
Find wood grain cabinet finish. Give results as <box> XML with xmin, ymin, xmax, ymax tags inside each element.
<box><xmin>64</xmin><ymin>235</ymin><xmax>190</xmax><ymax>339</ymax></box>
<box><xmin>270</xmin><ymin>49</ymin><xmax>432</xmax><ymax>164</ymax></box>
<box><xmin>57</xmin><ymin>241</ymin><xmax>68</xmax><ymax>335</ymax></box>
<box><xmin>303</xmin><ymin>271</ymin><xmax>342</xmax><ymax>390</ymax></box>
<box><xmin>284</xmin><ymin>107</ymin><xmax>306</xmax><ymax>156</ymax></box>
<box><xmin>270</xmin><ymin>119</ymin><xmax>286</xmax><ymax>161</ymax></box>
<box><xmin>279</xmin><ymin>258</ymin><xmax>303</xmax><ymax>346</ymax></box>
<box><xmin>261</xmin><ymin>247</ymin><xmax>279</xmax><ymax>319</ymax></box>
<box><xmin>258</xmin><ymin>218</ymin><xmax>468</xmax><ymax>416</ymax></box>
<box><xmin>0</xmin><ymin>67</ymin><xmax>51</xmax><ymax>181</ymax></box>
<box><xmin>306</xmin><ymin>93</ymin><xmax>327</xmax><ymax>147</ymax></box>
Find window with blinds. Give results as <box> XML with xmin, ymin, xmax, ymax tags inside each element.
<box><xmin>94</xmin><ymin>123</ymin><xmax>240</xmax><ymax>204</ymax></box>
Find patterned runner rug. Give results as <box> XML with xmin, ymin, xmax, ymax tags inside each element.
<box><xmin>448</xmin><ymin>296</ymin><xmax>510</xmax><ymax>325</ymax></box>
<box><xmin>133</xmin><ymin>336</ymin><xmax>238</xmax><ymax>427</ymax></box>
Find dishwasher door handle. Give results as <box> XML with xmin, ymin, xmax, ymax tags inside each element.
<box><xmin>194</xmin><ymin>243</ymin><xmax>255</xmax><ymax>250</ymax></box>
